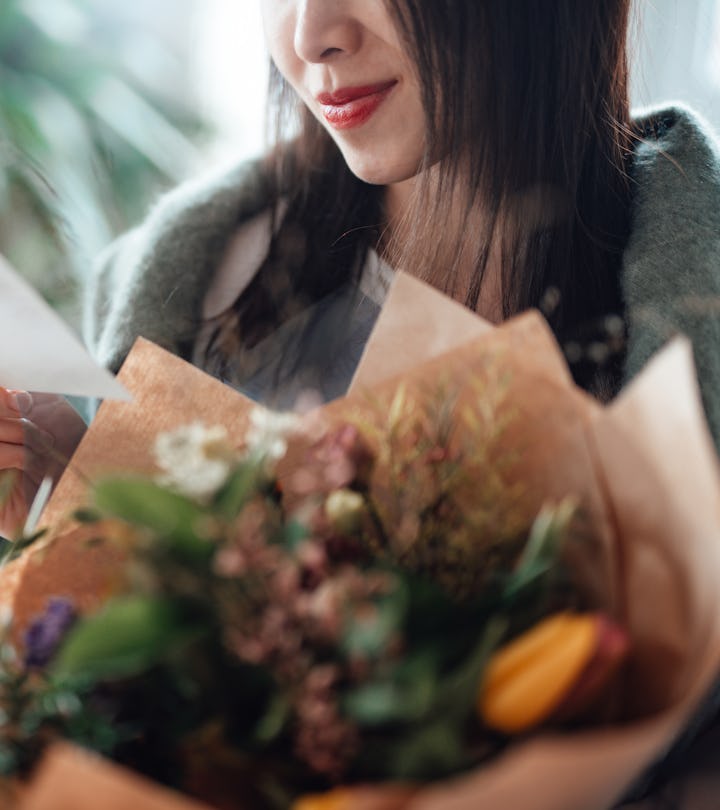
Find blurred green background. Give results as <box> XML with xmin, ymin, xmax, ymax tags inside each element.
<box><xmin>0</xmin><ymin>0</ymin><xmax>210</xmax><ymax>325</ymax></box>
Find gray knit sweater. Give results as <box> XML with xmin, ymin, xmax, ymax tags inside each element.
<box><xmin>86</xmin><ymin>104</ymin><xmax>720</xmax><ymax>443</ymax></box>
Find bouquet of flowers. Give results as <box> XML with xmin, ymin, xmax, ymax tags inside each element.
<box><xmin>0</xmin><ymin>274</ymin><xmax>718</xmax><ymax>810</ymax></box>
<box><xmin>0</xmin><ymin>408</ymin><xmax>626</xmax><ymax>808</ymax></box>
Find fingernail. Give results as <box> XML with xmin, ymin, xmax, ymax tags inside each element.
<box><xmin>11</xmin><ymin>391</ymin><xmax>33</xmax><ymax>416</ymax></box>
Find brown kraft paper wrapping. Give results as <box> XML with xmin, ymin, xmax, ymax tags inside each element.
<box><xmin>4</xmin><ymin>271</ymin><xmax>720</xmax><ymax>809</ymax></box>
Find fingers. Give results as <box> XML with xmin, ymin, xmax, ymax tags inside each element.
<box><xmin>0</xmin><ymin>443</ymin><xmax>25</xmax><ymax>471</ymax></box>
<box><xmin>0</xmin><ymin>440</ymin><xmax>50</xmax><ymax>494</ymax></box>
<box><xmin>0</xmin><ymin>391</ymin><xmax>83</xmax><ymax>484</ymax></box>
<box><xmin>0</xmin><ymin>417</ymin><xmax>55</xmax><ymax>452</ymax></box>
<box><xmin>0</xmin><ymin>389</ymin><xmax>72</xmax><ymax>453</ymax></box>
<box><xmin>0</xmin><ymin>388</ymin><xmax>32</xmax><ymax>418</ymax></box>
<box><xmin>0</xmin><ymin>418</ymin><xmax>25</xmax><ymax>445</ymax></box>
<box><xmin>25</xmin><ymin>394</ymin><xmax>86</xmax><ymax>461</ymax></box>
<box><xmin>28</xmin><ymin>393</ymin><xmax>83</xmax><ymax>427</ymax></box>
<box><xmin>0</xmin><ymin>387</ymin><xmax>20</xmax><ymax>416</ymax></box>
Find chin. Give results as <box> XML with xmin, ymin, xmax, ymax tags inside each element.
<box><xmin>339</xmin><ymin>146</ymin><xmax>422</xmax><ymax>186</ymax></box>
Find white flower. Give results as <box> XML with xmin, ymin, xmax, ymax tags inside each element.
<box><xmin>154</xmin><ymin>422</ymin><xmax>236</xmax><ymax>501</ymax></box>
<box><xmin>244</xmin><ymin>407</ymin><xmax>300</xmax><ymax>462</ymax></box>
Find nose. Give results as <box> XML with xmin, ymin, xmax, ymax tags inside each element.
<box><xmin>294</xmin><ymin>0</ymin><xmax>362</xmax><ymax>63</ymax></box>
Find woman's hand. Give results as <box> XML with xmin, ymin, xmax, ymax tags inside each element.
<box><xmin>0</xmin><ymin>388</ymin><xmax>87</xmax><ymax>539</ymax></box>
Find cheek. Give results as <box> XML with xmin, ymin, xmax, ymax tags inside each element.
<box><xmin>260</xmin><ymin>4</ymin><xmax>302</xmax><ymax>90</ymax></box>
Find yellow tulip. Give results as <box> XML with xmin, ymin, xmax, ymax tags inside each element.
<box><xmin>478</xmin><ymin>612</ymin><xmax>628</xmax><ymax>734</ymax></box>
<box><xmin>293</xmin><ymin>786</ymin><xmax>415</xmax><ymax>810</ymax></box>
<box><xmin>293</xmin><ymin>789</ymin><xmax>351</xmax><ymax>810</ymax></box>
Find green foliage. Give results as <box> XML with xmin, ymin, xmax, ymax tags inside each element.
<box><xmin>0</xmin><ymin>0</ymin><xmax>209</xmax><ymax>315</ymax></box>
<box><xmin>52</xmin><ymin>596</ymin><xmax>199</xmax><ymax>680</ymax></box>
<box><xmin>505</xmin><ymin>499</ymin><xmax>576</xmax><ymax>600</ymax></box>
<box><xmin>344</xmin><ymin>655</ymin><xmax>439</xmax><ymax>726</ymax></box>
<box><xmin>373</xmin><ymin>719</ymin><xmax>469</xmax><ymax>780</ymax></box>
<box><xmin>93</xmin><ymin>477</ymin><xmax>214</xmax><ymax>562</ymax></box>
<box><xmin>214</xmin><ymin>461</ymin><xmax>271</xmax><ymax>520</ymax></box>
<box><xmin>341</xmin><ymin>581</ymin><xmax>408</xmax><ymax>659</ymax></box>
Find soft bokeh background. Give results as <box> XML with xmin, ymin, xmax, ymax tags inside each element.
<box><xmin>1</xmin><ymin>0</ymin><xmax>719</xmax><ymax>329</ymax></box>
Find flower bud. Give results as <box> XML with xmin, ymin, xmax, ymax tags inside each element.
<box><xmin>324</xmin><ymin>489</ymin><xmax>366</xmax><ymax>535</ymax></box>
<box><xmin>478</xmin><ymin>612</ymin><xmax>629</xmax><ymax>734</ymax></box>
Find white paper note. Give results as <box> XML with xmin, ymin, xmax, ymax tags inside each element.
<box><xmin>0</xmin><ymin>255</ymin><xmax>130</xmax><ymax>400</ymax></box>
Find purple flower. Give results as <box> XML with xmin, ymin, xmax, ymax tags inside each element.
<box><xmin>24</xmin><ymin>597</ymin><xmax>77</xmax><ymax>669</ymax></box>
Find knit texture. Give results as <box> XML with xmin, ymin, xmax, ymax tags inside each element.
<box><xmin>623</xmin><ymin>104</ymin><xmax>720</xmax><ymax>445</ymax></box>
<box><xmin>85</xmin><ymin>159</ymin><xmax>272</xmax><ymax>370</ymax></box>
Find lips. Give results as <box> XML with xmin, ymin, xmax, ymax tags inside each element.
<box><xmin>317</xmin><ymin>80</ymin><xmax>397</xmax><ymax>130</ymax></box>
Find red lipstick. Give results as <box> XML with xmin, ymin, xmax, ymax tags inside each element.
<box><xmin>317</xmin><ymin>80</ymin><xmax>397</xmax><ymax>130</ymax></box>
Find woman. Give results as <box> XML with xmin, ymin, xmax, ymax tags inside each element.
<box><xmin>84</xmin><ymin>1</ymin><xmax>720</xmax><ymax>418</ymax></box>
<box><xmin>1</xmin><ymin>1</ymin><xmax>720</xmax><ymax>801</ymax></box>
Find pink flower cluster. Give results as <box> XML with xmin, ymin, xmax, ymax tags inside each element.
<box><xmin>209</xmin><ymin>424</ymin><xmax>396</xmax><ymax>779</ymax></box>
<box><xmin>290</xmin><ymin>424</ymin><xmax>374</xmax><ymax>495</ymax></box>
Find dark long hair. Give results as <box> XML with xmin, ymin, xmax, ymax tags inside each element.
<box><xmin>212</xmin><ymin>0</ymin><xmax>637</xmax><ymax>393</ymax></box>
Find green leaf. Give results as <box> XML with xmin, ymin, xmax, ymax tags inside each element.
<box><xmin>343</xmin><ymin>660</ymin><xmax>436</xmax><ymax>725</ymax></box>
<box><xmin>0</xmin><ymin>744</ymin><xmax>18</xmax><ymax>775</ymax></box>
<box><xmin>430</xmin><ymin>615</ymin><xmax>508</xmax><ymax>721</ymax></box>
<box><xmin>503</xmin><ymin>499</ymin><xmax>575</xmax><ymax>601</ymax></box>
<box><xmin>279</xmin><ymin>519</ymin><xmax>309</xmax><ymax>550</ymax></box>
<box><xmin>52</xmin><ymin>596</ymin><xmax>198</xmax><ymax>681</ymax></box>
<box><xmin>391</xmin><ymin>720</ymin><xmax>467</xmax><ymax>778</ymax></box>
<box><xmin>362</xmin><ymin>719</ymin><xmax>468</xmax><ymax>781</ymax></box>
<box><xmin>92</xmin><ymin>478</ymin><xmax>212</xmax><ymax>561</ymax></box>
<box><xmin>0</xmin><ymin>528</ymin><xmax>47</xmax><ymax>563</ymax></box>
<box><xmin>254</xmin><ymin>694</ymin><xmax>290</xmax><ymax>744</ymax></box>
<box><xmin>213</xmin><ymin>463</ymin><xmax>263</xmax><ymax>519</ymax></box>
<box><xmin>342</xmin><ymin>583</ymin><xmax>406</xmax><ymax>659</ymax></box>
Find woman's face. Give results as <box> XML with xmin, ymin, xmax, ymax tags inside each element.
<box><xmin>261</xmin><ymin>0</ymin><xmax>426</xmax><ymax>186</ymax></box>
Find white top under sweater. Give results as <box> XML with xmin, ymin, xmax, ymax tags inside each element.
<box><xmin>192</xmin><ymin>210</ymin><xmax>395</xmax><ymax>409</ymax></box>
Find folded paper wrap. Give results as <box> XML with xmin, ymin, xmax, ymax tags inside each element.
<box><xmin>2</xmin><ymin>272</ymin><xmax>719</xmax><ymax>810</ymax></box>
<box><xmin>20</xmin><ymin>744</ymin><xmax>213</xmax><ymax>810</ymax></box>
